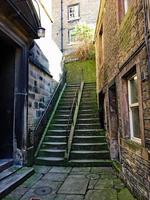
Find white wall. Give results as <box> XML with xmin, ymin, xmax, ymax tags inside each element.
<box><xmin>32</xmin><ymin>0</ymin><xmax>63</xmax><ymax>81</ymax></box>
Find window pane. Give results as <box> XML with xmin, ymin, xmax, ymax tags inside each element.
<box><xmin>131</xmin><ymin>106</ymin><xmax>140</xmax><ymax>138</ymax></box>
<box><xmin>130</xmin><ymin>76</ymin><xmax>138</xmax><ymax>104</ymax></box>
<box><xmin>68</xmin><ymin>4</ymin><xmax>79</xmax><ymax>20</ymax></box>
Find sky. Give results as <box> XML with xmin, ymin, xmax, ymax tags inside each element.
<box><xmin>33</xmin><ymin>0</ymin><xmax>63</xmax><ymax>81</ymax></box>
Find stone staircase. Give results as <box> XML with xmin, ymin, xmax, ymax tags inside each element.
<box><xmin>69</xmin><ymin>83</ymin><xmax>111</xmax><ymax>166</ymax></box>
<box><xmin>35</xmin><ymin>82</ymin><xmax>111</xmax><ymax>167</ymax></box>
<box><xmin>36</xmin><ymin>84</ymin><xmax>80</xmax><ymax>166</ymax></box>
<box><xmin>0</xmin><ymin>159</ymin><xmax>34</xmax><ymax>198</ymax></box>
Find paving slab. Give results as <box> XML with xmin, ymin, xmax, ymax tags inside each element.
<box><xmin>54</xmin><ymin>194</ymin><xmax>84</xmax><ymax>200</ymax></box>
<box><xmin>33</xmin><ymin>165</ymin><xmax>52</xmax><ymax>174</ymax></box>
<box><xmin>32</xmin><ymin>179</ymin><xmax>62</xmax><ymax>193</ymax></box>
<box><xmin>91</xmin><ymin>167</ymin><xmax>114</xmax><ymax>174</ymax></box>
<box><xmin>58</xmin><ymin>175</ymin><xmax>89</xmax><ymax>195</ymax></box>
<box><xmin>3</xmin><ymin>166</ymin><xmax>136</xmax><ymax>200</ymax></box>
<box><xmin>50</xmin><ymin>167</ymin><xmax>72</xmax><ymax>174</ymax></box>
<box><xmin>94</xmin><ymin>178</ymin><xmax>113</xmax><ymax>190</ymax></box>
<box><xmin>85</xmin><ymin>189</ymin><xmax>117</xmax><ymax>200</ymax></box>
<box><xmin>42</xmin><ymin>172</ymin><xmax>68</xmax><ymax>182</ymax></box>
<box><xmin>3</xmin><ymin>186</ymin><xmax>28</xmax><ymax>200</ymax></box>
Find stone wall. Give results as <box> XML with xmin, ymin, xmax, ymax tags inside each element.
<box><xmin>95</xmin><ymin>0</ymin><xmax>150</xmax><ymax>199</ymax></box>
<box><xmin>28</xmin><ymin>63</ymin><xmax>57</xmax><ymax>132</ymax></box>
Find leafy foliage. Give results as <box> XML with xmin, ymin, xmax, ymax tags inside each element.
<box><xmin>69</xmin><ymin>24</ymin><xmax>95</xmax><ymax>61</ymax></box>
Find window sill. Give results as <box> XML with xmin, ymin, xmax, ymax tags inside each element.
<box><xmin>68</xmin><ymin>17</ymin><xmax>80</xmax><ymax>23</ymax></box>
<box><xmin>67</xmin><ymin>42</ymin><xmax>79</xmax><ymax>46</ymax></box>
<box><xmin>131</xmin><ymin>137</ymin><xmax>141</xmax><ymax>144</ymax></box>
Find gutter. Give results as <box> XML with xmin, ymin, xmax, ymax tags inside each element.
<box><xmin>142</xmin><ymin>1</ymin><xmax>150</xmax><ymax>76</ymax></box>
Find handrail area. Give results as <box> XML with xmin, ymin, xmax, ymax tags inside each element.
<box><xmin>64</xmin><ymin>81</ymin><xmax>84</xmax><ymax>161</ymax></box>
<box><xmin>33</xmin><ymin>71</ymin><xmax>66</xmax><ymax>155</ymax></box>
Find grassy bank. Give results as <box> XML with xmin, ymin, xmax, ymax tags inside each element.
<box><xmin>65</xmin><ymin>60</ymin><xmax>96</xmax><ymax>84</ymax></box>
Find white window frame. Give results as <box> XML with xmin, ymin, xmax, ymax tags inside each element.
<box><xmin>68</xmin><ymin>29</ymin><xmax>76</xmax><ymax>44</ymax></box>
<box><xmin>68</xmin><ymin>4</ymin><xmax>80</xmax><ymax>21</ymax></box>
<box><xmin>128</xmin><ymin>74</ymin><xmax>141</xmax><ymax>143</ymax></box>
<box><xmin>124</xmin><ymin>0</ymin><xmax>129</xmax><ymax>14</ymax></box>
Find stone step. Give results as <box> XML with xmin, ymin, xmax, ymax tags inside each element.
<box><xmin>73</xmin><ymin>135</ymin><xmax>106</xmax><ymax>143</ymax></box>
<box><xmin>54</xmin><ymin>114</ymin><xmax>70</xmax><ymax>119</ymax></box>
<box><xmin>72</xmin><ymin>142</ymin><xmax>108</xmax><ymax>151</ymax></box>
<box><xmin>76</xmin><ymin>123</ymin><xmax>100</xmax><ymax>129</ymax></box>
<box><xmin>52</xmin><ymin>119</ymin><xmax>70</xmax><ymax>124</ymax></box>
<box><xmin>70</xmin><ymin>150</ymin><xmax>110</xmax><ymax>159</ymax></box>
<box><xmin>36</xmin><ymin>157</ymin><xmax>64</xmax><ymax>166</ymax></box>
<box><xmin>49</xmin><ymin>124</ymin><xmax>71</xmax><ymax>130</ymax></box>
<box><xmin>79</xmin><ymin>106</ymin><xmax>98</xmax><ymax>110</ymax></box>
<box><xmin>0</xmin><ymin>165</ymin><xmax>22</xmax><ymax>182</ymax></box>
<box><xmin>45</xmin><ymin>136</ymin><xmax>66</xmax><ymax>142</ymax></box>
<box><xmin>38</xmin><ymin>149</ymin><xmax>65</xmax><ymax>157</ymax></box>
<box><xmin>0</xmin><ymin>159</ymin><xmax>13</xmax><ymax>173</ymax></box>
<box><xmin>47</xmin><ymin>130</ymin><xmax>67</xmax><ymax>136</ymax></box>
<box><xmin>75</xmin><ymin>129</ymin><xmax>105</xmax><ymax>135</ymax></box>
<box><xmin>80</xmin><ymin>101</ymin><xmax>97</xmax><ymax>105</ymax></box>
<box><xmin>55</xmin><ymin>109</ymin><xmax>72</xmax><ymax>114</ymax></box>
<box><xmin>60</xmin><ymin>101</ymin><xmax>75</xmax><ymax>105</ymax></box>
<box><xmin>78</xmin><ymin>113</ymin><xmax>99</xmax><ymax>118</ymax></box>
<box><xmin>42</xmin><ymin>142</ymin><xmax>66</xmax><ymax>149</ymax></box>
<box><xmin>79</xmin><ymin>109</ymin><xmax>97</xmax><ymax>114</ymax></box>
<box><xmin>69</xmin><ymin>159</ymin><xmax>112</xmax><ymax>167</ymax></box>
<box><xmin>0</xmin><ymin>167</ymin><xmax>34</xmax><ymax>199</ymax></box>
<box><xmin>77</xmin><ymin>118</ymin><xmax>100</xmax><ymax>124</ymax></box>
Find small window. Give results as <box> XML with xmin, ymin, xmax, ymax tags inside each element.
<box><xmin>128</xmin><ymin>74</ymin><xmax>141</xmax><ymax>142</ymax></box>
<box><xmin>68</xmin><ymin>4</ymin><xmax>80</xmax><ymax>21</ymax></box>
<box><xmin>68</xmin><ymin>29</ymin><xmax>76</xmax><ymax>44</ymax></box>
<box><xmin>124</xmin><ymin>0</ymin><xmax>129</xmax><ymax>14</ymax></box>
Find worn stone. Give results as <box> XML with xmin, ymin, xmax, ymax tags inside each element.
<box><xmin>85</xmin><ymin>189</ymin><xmax>117</xmax><ymax>200</ymax></box>
<box><xmin>42</xmin><ymin>172</ymin><xmax>68</xmax><ymax>182</ymax></box>
<box><xmin>55</xmin><ymin>194</ymin><xmax>84</xmax><ymax>200</ymax></box>
<box><xmin>58</xmin><ymin>175</ymin><xmax>89</xmax><ymax>195</ymax></box>
<box><xmin>50</xmin><ymin>167</ymin><xmax>72</xmax><ymax>174</ymax></box>
<box><xmin>118</xmin><ymin>188</ymin><xmax>136</xmax><ymax>200</ymax></box>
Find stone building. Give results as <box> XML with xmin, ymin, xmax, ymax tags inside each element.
<box><xmin>52</xmin><ymin>0</ymin><xmax>100</xmax><ymax>55</ymax></box>
<box><xmin>0</xmin><ymin>1</ymin><xmax>56</xmax><ymax>166</ymax></box>
<box><xmin>95</xmin><ymin>0</ymin><xmax>150</xmax><ymax>199</ymax></box>
<box><xmin>28</xmin><ymin>43</ymin><xmax>57</xmax><ymax>133</ymax></box>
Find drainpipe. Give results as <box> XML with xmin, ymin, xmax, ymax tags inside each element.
<box><xmin>61</xmin><ymin>0</ymin><xmax>64</xmax><ymax>53</ymax></box>
<box><xmin>143</xmin><ymin>1</ymin><xmax>150</xmax><ymax>77</ymax></box>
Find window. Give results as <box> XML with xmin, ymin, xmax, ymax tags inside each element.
<box><xmin>68</xmin><ymin>29</ymin><xmax>76</xmax><ymax>44</ymax></box>
<box><xmin>117</xmin><ymin>0</ymin><xmax>129</xmax><ymax>23</ymax></box>
<box><xmin>128</xmin><ymin>74</ymin><xmax>141</xmax><ymax>142</ymax></box>
<box><xmin>124</xmin><ymin>0</ymin><xmax>129</xmax><ymax>14</ymax></box>
<box><xmin>99</xmin><ymin>26</ymin><xmax>104</xmax><ymax>65</ymax></box>
<box><xmin>68</xmin><ymin>4</ymin><xmax>80</xmax><ymax>21</ymax></box>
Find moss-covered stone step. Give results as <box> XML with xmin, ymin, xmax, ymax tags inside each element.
<box><xmin>70</xmin><ymin>150</ymin><xmax>110</xmax><ymax>160</ymax></box>
<box><xmin>72</xmin><ymin>142</ymin><xmax>108</xmax><ymax>151</ymax></box>
<box><xmin>69</xmin><ymin>159</ymin><xmax>112</xmax><ymax>167</ymax></box>
<box><xmin>73</xmin><ymin>135</ymin><xmax>106</xmax><ymax>143</ymax></box>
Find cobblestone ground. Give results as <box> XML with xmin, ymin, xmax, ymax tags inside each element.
<box><xmin>3</xmin><ymin>166</ymin><xmax>136</xmax><ymax>200</ymax></box>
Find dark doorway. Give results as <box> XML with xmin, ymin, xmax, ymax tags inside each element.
<box><xmin>99</xmin><ymin>91</ymin><xmax>105</xmax><ymax>129</ymax></box>
<box><xmin>0</xmin><ymin>38</ymin><xmax>16</xmax><ymax>158</ymax></box>
<box><xmin>109</xmin><ymin>84</ymin><xmax>118</xmax><ymax>136</ymax></box>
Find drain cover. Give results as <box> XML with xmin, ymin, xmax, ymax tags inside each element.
<box><xmin>34</xmin><ymin>186</ymin><xmax>52</xmax><ymax>196</ymax></box>
<box><xmin>86</xmin><ymin>174</ymin><xmax>100</xmax><ymax>180</ymax></box>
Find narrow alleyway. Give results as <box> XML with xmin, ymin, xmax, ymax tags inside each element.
<box><xmin>4</xmin><ymin>166</ymin><xmax>136</xmax><ymax>200</ymax></box>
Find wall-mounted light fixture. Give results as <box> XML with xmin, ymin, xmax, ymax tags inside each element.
<box><xmin>33</xmin><ymin>0</ymin><xmax>46</xmax><ymax>38</ymax></box>
<box><xmin>37</xmin><ymin>26</ymin><xmax>45</xmax><ymax>38</ymax></box>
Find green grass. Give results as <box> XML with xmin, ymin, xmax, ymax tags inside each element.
<box><xmin>65</xmin><ymin>60</ymin><xmax>96</xmax><ymax>84</ymax></box>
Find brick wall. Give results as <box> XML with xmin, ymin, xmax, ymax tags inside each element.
<box><xmin>95</xmin><ymin>0</ymin><xmax>150</xmax><ymax>199</ymax></box>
